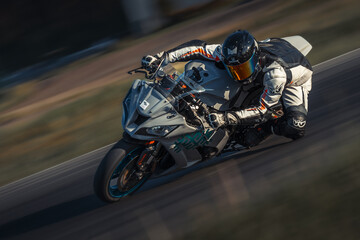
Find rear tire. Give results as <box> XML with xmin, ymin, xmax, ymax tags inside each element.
<box><xmin>93</xmin><ymin>139</ymin><xmax>150</xmax><ymax>203</ymax></box>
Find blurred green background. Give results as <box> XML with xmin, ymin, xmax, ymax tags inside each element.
<box><xmin>0</xmin><ymin>0</ymin><xmax>359</xmax><ymax>186</ymax></box>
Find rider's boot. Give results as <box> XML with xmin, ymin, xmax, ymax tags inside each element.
<box><xmin>240</xmin><ymin>121</ymin><xmax>273</xmax><ymax>148</ymax></box>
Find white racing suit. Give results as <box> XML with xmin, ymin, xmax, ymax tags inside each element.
<box><xmin>156</xmin><ymin>38</ymin><xmax>313</xmax><ymax>140</ymax></box>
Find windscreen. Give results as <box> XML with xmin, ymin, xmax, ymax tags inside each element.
<box><xmin>154</xmin><ymin>63</ymin><xmax>205</xmax><ymax>102</ymax></box>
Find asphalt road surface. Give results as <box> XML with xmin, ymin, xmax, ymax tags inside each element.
<box><xmin>0</xmin><ymin>49</ymin><xmax>359</xmax><ymax>240</ymax></box>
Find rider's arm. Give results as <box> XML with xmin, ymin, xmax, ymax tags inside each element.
<box><xmin>158</xmin><ymin>40</ymin><xmax>222</xmax><ymax>63</ymax></box>
<box><xmin>233</xmin><ymin>62</ymin><xmax>287</xmax><ymax>124</ymax></box>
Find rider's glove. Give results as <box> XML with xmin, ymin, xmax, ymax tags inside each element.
<box><xmin>141</xmin><ymin>54</ymin><xmax>163</xmax><ymax>73</ymax></box>
<box><xmin>208</xmin><ymin>112</ymin><xmax>240</xmax><ymax>128</ymax></box>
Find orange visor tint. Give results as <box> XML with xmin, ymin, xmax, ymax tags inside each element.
<box><xmin>225</xmin><ymin>52</ymin><xmax>258</xmax><ymax>81</ymax></box>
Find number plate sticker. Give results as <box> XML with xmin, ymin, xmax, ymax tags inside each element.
<box><xmin>140</xmin><ymin>100</ymin><xmax>150</xmax><ymax>110</ymax></box>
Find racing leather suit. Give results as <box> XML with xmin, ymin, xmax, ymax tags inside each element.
<box><xmin>155</xmin><ymin>38</ymin><xmax>313</xmax><ymax>140</ymax></box>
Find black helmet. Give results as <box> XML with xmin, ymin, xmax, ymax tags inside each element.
<box><xmin>222</xmin><ymin>30</ymin><xmax>260</xmax><ymax>83</ymax></box>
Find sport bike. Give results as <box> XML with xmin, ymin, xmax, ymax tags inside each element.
<box><xmin>93</xmin><ymin>36</ymin><xmax>312</xmax><ymax>202</ymax></box>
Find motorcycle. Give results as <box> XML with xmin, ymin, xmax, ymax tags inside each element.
<box><xmin>93</xmin><ymin>36</ymin><xmax>312</xmax><ymax>203</ymax></box>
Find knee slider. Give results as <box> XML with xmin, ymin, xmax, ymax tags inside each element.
<box><xmin>284</xmin><ymin>111</ymin><xmax>307</xmax><ymax>139</ymax></box>
<box><xmin>288</xmin><ymin>111</ymin><xmax>307</xmax><ymax>129</ymax></box>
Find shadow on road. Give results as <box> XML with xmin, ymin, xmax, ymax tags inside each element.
<box><xmin>139</xmin><ymin>139</ymin><xmax>291</xmax><ymax>193</ymax></box>
<box><xmin>0</xmin><ymin>195</ymin><xmax>105</xmax><ymax>238</ymax></box>
<box><xmin>0</xmin><ymin>139</ymin><xmax>290</xmax><ymax>239</ymax></box>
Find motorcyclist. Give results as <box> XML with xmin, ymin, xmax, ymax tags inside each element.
<box><xmin>141</xmin><ymin>30</ymin><xmax>312</xmax><ymax>147</ymax></box>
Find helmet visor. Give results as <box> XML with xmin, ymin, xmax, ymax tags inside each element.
<box><xmin>225</xmin><ymin>52</ymin><xmax>258</xmax><ymax>81</ymax></box>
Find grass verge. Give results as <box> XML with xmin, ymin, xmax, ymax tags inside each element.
<box><xmin>0</xmin><ymin>80</ymin><xmax>132</xmax><ymax>185</ymax></box>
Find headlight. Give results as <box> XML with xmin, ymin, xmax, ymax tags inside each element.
<box><xmin>146</xmin><ymin>125</ymin><xmax>178</xmax><ymax>136</ymax></box>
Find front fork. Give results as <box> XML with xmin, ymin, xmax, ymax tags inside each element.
<box><xmin>135</xmin><ymin>142</ymin><xmax>162</xmax><ymax>178</ymax></box>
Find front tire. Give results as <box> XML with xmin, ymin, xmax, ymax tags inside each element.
<box><xmin>93</xmin><ymin>139</ymin><xmax>150</xmax><ymax>203</ymax></box>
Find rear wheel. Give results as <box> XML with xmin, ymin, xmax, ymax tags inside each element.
<box><xmin>93</xmin><ymin>139</ymin><xmax>151</xmax><ymax>203</ymax></box>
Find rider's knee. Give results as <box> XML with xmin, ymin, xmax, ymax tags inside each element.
<box><xmin>273</xmin><ymin>108</ymin><xmax>307</xmax><ymax>140</ymax></box>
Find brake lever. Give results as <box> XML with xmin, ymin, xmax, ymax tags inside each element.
<box><xmin>128</xmin><ymin>59</ymin><xmax>165</xmax><ymax>80</ymax></box>
<box><xmin>128</xmin><ymin>67</ymin><xmax>152</xmax><ymax>79</ymax></box>
<box><xmin>128</xmin><ymin>67</ymin><xmax>143</xmax><ymax>75</ymax></box>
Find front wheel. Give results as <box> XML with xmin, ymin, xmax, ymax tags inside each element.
<box><xmin>93</xmin><ymin>139</ymin><xmax>151</xmax><ymax>203</ymax></box>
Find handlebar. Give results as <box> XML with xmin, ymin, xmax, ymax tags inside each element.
<box><xmin>128</xmin><ymin>59</ymin><xmax>165</xmax><ymax>80</ymax></box>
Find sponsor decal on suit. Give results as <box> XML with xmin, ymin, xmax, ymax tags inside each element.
<box><xmin>269</xmin><ymin>83</ymin><xmax>284</xmax><ymax>94</ymax></box>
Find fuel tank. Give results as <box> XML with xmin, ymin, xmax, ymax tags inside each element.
<box><xmin>184</xmin><ymin>60</ymin><xmax>264</xmax><ymax>111</ymax></box>
<box><xmin>184</xmin><ymin>60</ymin><xmax>241</xmax><ymax>111</ymax></box>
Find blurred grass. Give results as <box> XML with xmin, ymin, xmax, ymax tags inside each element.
<box><xmin>182</xmin><ymin>143</ymin><xmax>360</xmax><ymax>240</ymax></box>
<box><xmin>0</xmin><ymin>0</ymin><xmax>359</xmax><ymax>186</ymax></box>
<box><xmin>0</xmin><ymin>81</ymin><xmax>38</xmax><ymax>113</ymax></box>
<box><xmin>0</xmin><ymin>80</ymin><xmax>132</xmax><ymax>185</ymax></box>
